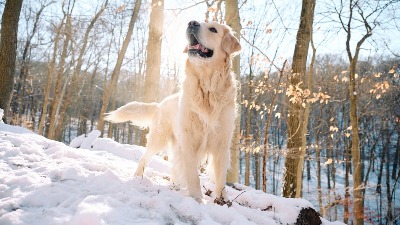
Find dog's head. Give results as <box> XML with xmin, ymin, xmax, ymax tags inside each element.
<box><xmin>184</xmin><ymin>20</ymin><xmax>241</xmax><ymax>65</ymax></box>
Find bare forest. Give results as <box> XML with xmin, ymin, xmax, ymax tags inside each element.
<box><xmin>1</xmin><ymin>0</ymin><xmax>399</xmax><ymax>224</ymax></box>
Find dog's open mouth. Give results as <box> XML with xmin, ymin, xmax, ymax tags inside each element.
<box><xmin>187</xmin><ymin>34</ymin><xmax>213</xmax><ymax>58</ymax></box>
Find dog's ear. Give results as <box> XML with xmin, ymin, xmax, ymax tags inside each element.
<box><xmin>183</xmin><ymin>45</ymin><xmax>188</xmax><ymax>53</ymax></box>
<box><xmin>222</xmin><ymin>31</ymin><xmax>241</xmax><ymax>56</ymax></box>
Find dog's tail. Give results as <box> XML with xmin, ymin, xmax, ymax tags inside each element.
<box><xmin>104</xmin><ymin>101</ymin><xmax>158</xmax><ymax>128</ymax></box>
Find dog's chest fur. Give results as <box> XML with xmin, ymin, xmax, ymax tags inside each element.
<box><xmin>182</xmin><ymin>63</ymin><xmax>236</xmax><ymax>129</ymax></box>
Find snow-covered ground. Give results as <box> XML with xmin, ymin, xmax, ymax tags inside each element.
<box><xmin>0</xmin><ymin>119</ymin><xmax>344</xmax><ymax>224</ymax></box>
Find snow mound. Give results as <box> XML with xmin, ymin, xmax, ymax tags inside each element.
<box><xmin>0</xmin><ymin>123</ymin><xmax>344</xmax><ymax>225</ymax></box>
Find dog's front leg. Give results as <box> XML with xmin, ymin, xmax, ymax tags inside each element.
<box><xmin>177</xmin><ymin>108</ymin><xmax>204</xmax><ymax>202</ymax></box>
<box><xmin>211</xmin><ymin>149</ymin><xmax>229</xmax><ymax>201</ymax></box>
<box><xmin>180</xmin><ymin>141</ymin><xmax>203</xmax><ymax>202</ymax></box>
<box><xmin>185</xmin><ymin>152</ymin><xmax>203</xmax><ymax>202</ymax></box>
<box><xmin>178</xmin><ymin>128</ymin><xmax>203</xmax><ymax>202</ymax></box>
<box><xmin>212</xmin><ymin>107</ymin><xmax>235</xmax><ymax>202</ymax></box>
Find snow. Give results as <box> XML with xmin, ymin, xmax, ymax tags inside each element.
<box><xmin>0</xmin><ymin>122</ymin><xmax>344</xmax><ymax>225</ymax></box>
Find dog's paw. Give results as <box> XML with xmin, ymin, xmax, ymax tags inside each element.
<box><xmin>214</xmin><ymin>197</ymin><xmax>232</xmax><ymax>207</ymax></box>
<box><xmin>134</xmin><ymin>168</ymin><xmax>144</xmax><ymax>177</ymax></box>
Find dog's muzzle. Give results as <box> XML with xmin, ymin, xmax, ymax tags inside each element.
<box><xmin>187</xmin><ymin>20</ymin><xmax>200</xmax><ymax>34</ymax></box>
<box><xmin>186</xmin><ymin>20</ymin><xmax>213</xmax><ymax>58</ymax></box>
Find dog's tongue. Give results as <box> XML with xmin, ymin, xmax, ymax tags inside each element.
<box><xmin>189</xmin><ymin>44</ymin><xmax>209</xmax><ymax>53</ymax></box>
<box><xmin>201</xmin><ymin>45</ymin><xmax>209</xmax><ymax>53</ymax></box>
<box><xmin>191</xmin><ymin>44</ymin><xmax>201</xmax><ymax>49</ymax></box>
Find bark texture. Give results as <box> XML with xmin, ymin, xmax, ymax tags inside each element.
<box><xmin>295</xmin><ymin>207</ymin><xmax>322</xmax><ymax>225</ymax></box>
<box><xmin>0</xmin><ymin>0</ymin><xmax>24</xmax><ymax>123</ymax></box>
<box><xmin>225</xmin><ymin>0</ymin><xmax>241</xmax><ymax>184</ymax></box>
<box><xmin>282</xmin><ymin>0</ymin><xmax>315</xmax><ymax>198</ymax></box>
<box><xmin>139</xmin><ymin>0</ymin><xmax>164</xmax><ymax>146</ymax></box>
<box><xmin>143</xmin><ymin>0</ymin><xmax>164</xmax><ymax>103</ymax></box>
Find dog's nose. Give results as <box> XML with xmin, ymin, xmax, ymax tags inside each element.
<box><xmin>188</xmin><ymin>20</ymin><xmax>200</xmax><ymax>28</ymax></box>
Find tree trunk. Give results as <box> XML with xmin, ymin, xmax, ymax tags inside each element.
<box><xmin>327</xmin><ymin>148</ymin><xmax>331</xmax><ymax>190</ymax></box>
<box><xmin>108</xmin><ymin>86</ymin><xmax>117</xmax><ymax>138</ymax></box>
<box><xmin>349</xmin><ymin>60</ymin><xmax>364</xmax><ymax>224</ymax></box>
<box><xmin>340</xmin><ymin>103</ymin><xmax>349</xmax><ymax>224</ymax></box>
<box><xmin>128</xmin><ymin>124</ymin><xmax>134</xmax><ymax>144</ymax></box>
<box><xmin>254</xmin><ymin>110</ymin><xmax>260</xmax><ymax>190</ymax></box>
<box><xmin>341</xmin><ymin>1</ymin><xmax>373</xmax><ymax>222</ymax></box>
<box><xmin>363</xmin><ymin>127</ymin><xmax>379</xmax><ymax>194</ymax></box>
<box><xmin>97</xmin><ymin>0</ymin><xmax>142</xmax><ymax>133</ymax></box>
<box><xmin>47</xmin><ymin>14</ymin><xmax>73</xmax><ymax>140</ymax></box>
<box><xmin>225</xmin><ymin>0</ymin><xmax>241</xmax><ymax>184</ymax></box>
<box><xmin>316</xmin><ymin>139</ymin><xmax>323</xmax><ymax>215</ymax></box>
<box><xmin>315</xmin><ymin>106</ymin><xmax>323</xmax><ymax>215</ymax></box>
<box><xmin>344</xmin><ymin>142</ymin><xmax>351</xmax><ymax>224</ymax></box>
<box><xmin>86</xmin><ymin>61</ymin><xmax>99</xmax><ymax>134</ymax></box>
<box><xmin>384</xmin><ymin>128</ymin><xmax>394</xmax><ymax>224</ymax></box>
<box><xmin>55</xmin><ymin>0</ymin><xmax>108</xmax><ymax>140</ymax></box>
<box><xmin>255</xmin><ymin>152</ymin><xmax>260</xmax><ymax>190</ymax></box>
<box><xmin>0</xmin><ymin>0</ymin><xmax>23</xmax><ymax>123</ymax></box>
<box><xmin>13</xmin><ymin>2</ymin><xmax>49</xmax><ymax>125</ymax></box>
<box><xmin>38</xmin><ymin>15</ymin><xmax>66</xmax><ymax>135</ymax></box>
<box><xmin>306</xmin><ymin>154</ymin><xmax>311</xmax><ymax>182</ymax></box>
<box><xmin>245</xmin><ymin>73</ymin><xmax>253</xmax><ymax>186</ymax></box>
<box><xmin>143</xmin><ymin>0</ymin><xmax>164</xmax><ymax>102</ymax></box>
<box><xmin>282</xmin><ymin>0</ymin><xmax>315</xmax><ymax>198</ymax></box>
<box><xmin>393</xmin><ymin>130</ymin><xmax>400</xmax><ymax>180</ymax></box>
<box><xmin>263</xmin><ymin>68</ymin><xmax>284</xmax><ymax>193</ymax></box>
<box><xmin>245</xmin><ymin>130</ymin><xmax>251</xmax><ymax>185</ymax></box>
<box><xmin>300</xmin><ymin>28</ymin><xmax>316</xmax><ymax>197</ymax></box>
<box><xmin>295</xmin><ymin>207</ymin><xmax>322</xmax><ymax>225</ymax></box>
<box><xmin>139</xmin><ymin>0</ymin><xmax>164</xmax><ymax>146</ymax></box>
<box><xmin>331</xmin><ymin>136</ymin><xmax>337</xmax><ymax>221</ymax></box>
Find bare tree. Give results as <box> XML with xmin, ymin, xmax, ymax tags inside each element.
<box><xmin>143</xmin><ymin>0</ymin><xmax>164</xmax><ymax>103</ymax></box>
<box><xmin>333</xmin><ymin>0</ymin><xmax>398</xmax><ymax>223</ymax></box>
<box><xmin>0</xmin><ymin>0</ymin><xmax>24</xmax><ymax>123</ymax></box>
<box><xmin>262</xmin><ymin>64</ymin><xmax>285</xmax><ymax>193</ymax></box>
<box><xmin>282</xmin><ymin>0</ymin><xmax>316</xmax><ymax>198</ymax></box>
<box><xmin>225</xmin><ymin>0</ymin><xmax>241</xmax><ymax>184</ymax></box>
<box><xmin>54</xmin><ymin>0</ymin><xmax>109</xmax><ymax>140</ymax></box>
<box><xmin>97</xmin><ymin>0</ymin><xmax>142</xmax><ymax>133</ymax></box>
<box><xmin>37</xmin><ymin>11</ymin><xmax>67</xmax><ymax>135</ymax></box>
<box><xmin>139</xmin><ymin>0</ymin><xmax>164</xmax><ymax>146</ymax></box>
<box><xmin>12</xmin><ymin>1</ymin><xmax>53</xmax><ymax>126</ymax></box>
<box><xmin>47</xmin><ymin>1</ymin><xmax>74</xmax><ymax>140</ymax></box>
<box><xmin>244</xmin><ymin>61</ymin><xmax>253</xmax><ymax>186</ymax></box>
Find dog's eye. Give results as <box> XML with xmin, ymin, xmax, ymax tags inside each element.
<box><xmin>209</xmin><ymin>27</ymin><xmax>217</xmax><ymax>33</ymax></box>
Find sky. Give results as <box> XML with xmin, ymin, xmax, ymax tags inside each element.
<box><xmin>11</xmin><ymin>0</ymin><xmax>399</xmax><ymax>80</ymax></box>
<box><xmin>164</xmin><ymin>0</ymin><xmax>400</xmax><ymax>58</ymax></box>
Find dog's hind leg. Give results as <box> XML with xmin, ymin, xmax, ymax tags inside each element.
<box><xmin>134</xmin><ymin>120</ymin><xmax>169</xmax><ymax>177</ymax></box>
<box><xmin>134</xmin><ymin>148</ymin><xmax>153</xmax><ymax>177</ymax></box>
<box><xmin>135</xmin><ymin>135</ymin><xmax>168</xmax><ymax>176</ymax></box>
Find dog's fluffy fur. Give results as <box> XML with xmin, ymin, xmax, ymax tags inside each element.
<box><xmin>105</xmin><ymin>21</ymin><xmax>241</xmax><ymax>202</ymax></box>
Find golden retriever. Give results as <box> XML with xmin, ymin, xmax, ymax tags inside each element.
<box><xmin>105</xmin><ymin>20</ymin><xmax>241</xmax><ymax>202</ymax></box>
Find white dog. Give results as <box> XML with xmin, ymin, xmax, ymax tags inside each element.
<box><xmin>105</xmin><ymin>20</ymin><xmax>241</xmax><ymax>202</ymax></box>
